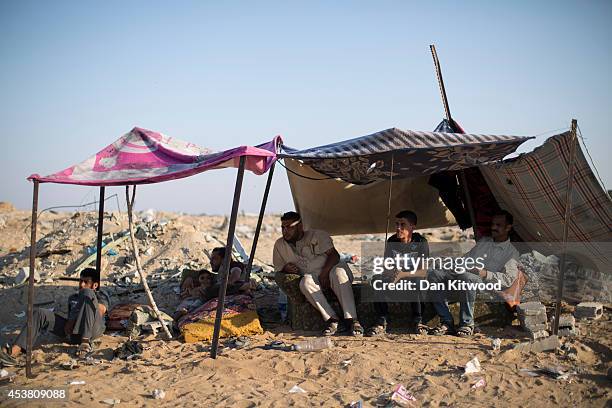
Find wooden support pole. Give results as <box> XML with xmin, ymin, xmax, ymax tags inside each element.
<box><xmin>553</xmin><ymin>119</ymin><xmax>578</xmax><ymax>335</ymax></box>
<box><xmin>211</xmin><ymin>156</ymin><xmax>246</xmax><ymax>358</ymax></box>
<box><xmin>245</xmin><ymin>163</ymin><xmax>275</xmax><ymax>280</ymax></box>
<box><xmin>430</xmin><ymin>44</ymin><xmax>452</xmax><ymax>123</ymax></box>
<box><xmin>95</xmin><ymin>186</ymin><xmax>105</xmax><ymax>283</ymax></box>
<box><xmin>25</xmin><ymin>180</ymin><xmax>39</xmax><ymax>378</ymax></box>
<box><xmin>125</xmin><ymin>185</ymin><xmax>172</xmax><ymax>340</ymax></box>
<box><xmin>430</xmin><ymin>44</ymin><xmax>478</xmax><ymax>236</ymax></box>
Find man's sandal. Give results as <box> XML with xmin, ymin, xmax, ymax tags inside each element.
<box><xmin>414</xmin><ymin>323</ymin><xmax>429</xmax><ymax>335</ymax></box>
<box><xmin>323</xmin><ymin>319</ymin><xmax>339</xmax><ymax>336</ymax></box>
<box><xmin>75</xmin><ymin>342</ymin><xmax>93</xmax><ymax>357</ymax></box>
<box><xmin>429</xmin><ymin>324</ymin><xmax>454</xmax><ymax>336</ymax></box>
<box><xmin>365</xmin><ymin>321</ymin><xmax>387</xmax><ymax>337</ymax></box>
<box><xmin>456</xmin><ymin>326</ymin><xmax>474</xmax><ymax>337</ymax></box>
<box><xmin>351</xmin><ymin>321</ymin><xmax>364</xmax><ymax>337</ymax></box>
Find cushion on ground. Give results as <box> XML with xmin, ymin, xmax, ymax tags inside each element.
<box><xmin>178</xmin><ymin>294</ymin><xmax>263</xmax><ymax>342</ymax></box>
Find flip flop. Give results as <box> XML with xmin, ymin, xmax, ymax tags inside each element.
<box><xmin>227</xmin><ymin>336</ymin><xmax>251</xmax><ymax>350</ymax></box>
<box><xmin>263</xmin><ymin>340</ymin><xmax>290</xmax><ymax>351</ymax></box>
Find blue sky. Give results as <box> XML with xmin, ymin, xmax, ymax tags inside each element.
<box><xmin>1</xmin><ymin>1</ymin><xmax>610</xmax><ymax>215</ymax></box>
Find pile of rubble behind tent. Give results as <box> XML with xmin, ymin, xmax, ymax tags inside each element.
<box><xmin>0</xmin><ymin>209</ymin><xmax>283</xmax><ymax>323</ymax></box>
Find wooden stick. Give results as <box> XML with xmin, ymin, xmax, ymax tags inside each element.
<box><xmin>26</xmin><ymin>180</ymin><xmax>39</xmax><ymax>378</ymax></box>
<box><xmin>553</xmin><ymin>119</ymin><xmax>578</xmax><ymax>335</ymax></box>
<box><xmin>125</xmin><ymin>185</ymin><xmax>172</xmax><ymax>340</ymax></box>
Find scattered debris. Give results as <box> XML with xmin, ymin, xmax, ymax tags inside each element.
<box><xmin>341</xmin><ymin>359</ymin><xmax>353</xmax><ymax>367</ymax></box>
<box><xmin>389</xmin><ymin>384</ymin><xmax>417</xmax><ymax>406</ymax></box>
<box><xmin>101</xmin><ymin>398</ymin><xmax>121</xmax><ymax>405</ymax></box>
<box><xmin>464</xmin><ymin>357</ymin><xmax>481</xmax><ymax>375</ymax></box>
<box><xmin>288</xmin><ymin>385</ymin><xmax>307</xmax><ymax>394</ymax></box>
<box><xmin>113</xmin><ymin>341</ymin><xmax>143</xmax><ymax>360</ymax></box>
<box><xmin>67</xmin><ymin>380</ymin><xmax>86</xmax><ymax>385</ymax></box>
<box><xmin>152</xmin><ymin>389</ymin><xmax>166</xmax><ymax>400</ymax></box>
<box><xmin>14</xmin><ymin>267</ymin><xmax>40</xmax><ymax>285</ymax></box>
<box><xmin>471</xmin><ymin>378</ymin><xmax>486</xmax><ymax>390</ymax></box>
<box><xmin>491</xmin><ymin>338</ymin><xmax>501</xmax><ymax>351</ymax></box>
<box><xmin>536</xmin><ymin>365</ymin><xmax>574</xmax><ymax>380</ymax></box>
<box><xmin>14</xmin><ymin>312</ymin><xmax>25</xmax><ymax>318</ymax></box>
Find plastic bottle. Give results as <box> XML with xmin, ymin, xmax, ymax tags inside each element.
<box><xmin>278</xmin><ymin>289</ymin><xmax>288</xmax><ymax>322</ymax></box>
<box><xmin>292</xmin><ymin>337</ymin><xmax>333</xmax><ymax>352</ymax></box>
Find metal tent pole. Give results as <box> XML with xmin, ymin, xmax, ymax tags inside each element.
<box><xmin>553</xmin><ymin>119</ymin><xmax>578</xmax><ymax>334</ymax></box>
<box><xmin>245</xmin><ymin>163</ymin><xmax>275</xmax><ymax>281</ymax></box>
<box><xmin>211</xmin><ymin>156</ymin><xmax>246</xmax><ymax>358</ymax></box>
<box><xmin>95</xmin><ymin>186</ymin><xmax>105</xmax><ymax>283</ymax></box>
<box><xmin>25</xmin><ymin>181</ymin><xmax>39</xmax><ymax>378</ymax></box>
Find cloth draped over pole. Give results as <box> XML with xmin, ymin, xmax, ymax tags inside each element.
<box><xmin>279</xmin><ymin>128</ymin><xmax>532</xmax><ymax>235</ymax></box>
<box><xmin>25</xmin><ymin>127</ymin><xmax>281</xmax><ymax>376</ymax></box>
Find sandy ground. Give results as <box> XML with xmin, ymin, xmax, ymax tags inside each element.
<box><xmin>0</xmin><ymin>203</ymin><xmax>610</xmax><ymax>407</ymax></box>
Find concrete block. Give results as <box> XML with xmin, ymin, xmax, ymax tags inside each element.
<box><xmin>522</xmin><ymin>322</ymin><xmax>549</xmax><ymax>332</ymax></box>
<box><xmin>558</xmin><ymin>327</ymin><xmax>580</xmax><ymax>337</ymax></box>
<box><xmin>558</xmin><ymin>314</ymin><xmax>576</xmax><ymax>328</ymax></box>
<box><xmin>519</xmin><ymin>314</ymin><xmax>548</xmax><ymax>326</ymax></box>
<box><xmin>575</xmin><ymin>302</ymin><xmax>603</xmax><ymax>320</ymax></box>
<box><xmin>513</xmin><ymin>335</ymin><xmax>560</xmax><ymax>353</ymax></box>
<box><xmin>527</xmin><ymin>329</ymin><xmax>549</xmax><ymax>340</ymax></box>
<box><xmin>517</xmin><ymin>302</ymin><xmax>547</xmax><ymax>317</ymax></box>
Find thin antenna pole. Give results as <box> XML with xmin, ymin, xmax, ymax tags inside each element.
<box><xmin>553</xmin><ymin>119</ymin><xmax>578</xmax><ymax>334</ymax></box>
<box><xmin>430</xmin><ymin>44</ymin><xmax>452</xmax><ymax>122</ymax></box>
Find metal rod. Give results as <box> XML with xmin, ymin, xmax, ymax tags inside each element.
<box><xmin>26</xmin><ymin>180</ymin><xmax>39</xmax><ymax>378</ymax></box>
<box><xmin>553</xmin><ymin>119</ymin><xmax>578</xmax><ymax>335</ymax></box>
<box><xmin>95</xmin><ymin>186</ymin><xmax>105</xmax><ymax>283</ymax></box>
<box><xmin>211</xmin><ymin>156</ymin><xmax>246</xmax><ymax>358</ymax></box>
<box><xmin>430</xmin><ymin>44</ymin><xmax>452</xmax><ymax>123</ymax></box>
<box><xmin>245</xmin><ymin>163</ymin><xmax>275</xmax><ymax>281</ymax></box>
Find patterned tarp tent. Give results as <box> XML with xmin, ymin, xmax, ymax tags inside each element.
<box><xmin>280</xmin><ymin>128</ymin><xmax>531</xmax><ymax>185</ymax></box>
<box><xmin>279</xmin><ymin>128</ymin><xmax>531</xmax><ymax>235</ymax></box>
<box><xmin>29</xmin><ymin>127</ymin><xmax>280</xmax><ymax>186</ymax></box>
<box><xmin>481</xmin><ymin>131</ymin><xmax>612</xmax><ymax>271</ymax></box>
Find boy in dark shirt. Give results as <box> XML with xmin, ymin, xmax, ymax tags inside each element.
<box><xmin>366</xmin><ymin>210</ymin><xmax>430</xmax><ymax>336</ymax></box>
<box><xmin>1</xmin><ymin>268</ymin><xmax>110</xmax><ymax>364</ymax></box>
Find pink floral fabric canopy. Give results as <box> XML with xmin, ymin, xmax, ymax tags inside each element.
<box><xmin>28</xmin><ymin>127</ymin><xmax>280</xmax><ymax>186</ymax></box>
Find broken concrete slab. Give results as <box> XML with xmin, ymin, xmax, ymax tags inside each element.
<box><xmin>575</xmin><ymin>302</ymin><xmax>603</xmax><ymax>320</ymax></box>
<box><xmin>558</xmin><ymin>314</ymin><xmax>576</xmax><ymax>328</ymax></box>
<box><xmin>513</xmin><ymin>335</ymin><xmax>561</xmax><ymax>353</ymax></box>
